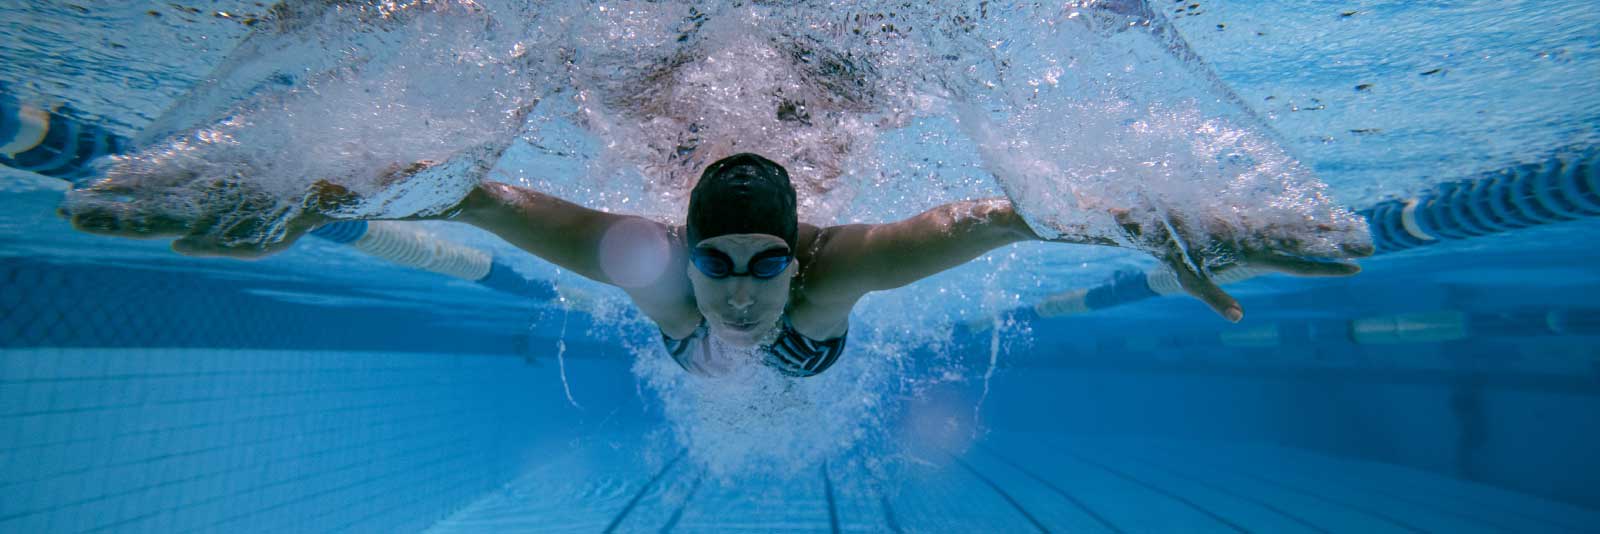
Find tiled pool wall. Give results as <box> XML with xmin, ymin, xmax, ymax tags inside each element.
<box><xmin>1</xmin><ymin>348</ymin><xmax>550</xmax><ymax>532</ymax></box>
<box><xmin>4</xmin><ymin>254</ymin><xmax>1600</xmax><ymax>531</ymax></box>
<box><xmin>0</xmin><ymin>257</ymin><xmax>639</xmax><ymax>532</ymax></box>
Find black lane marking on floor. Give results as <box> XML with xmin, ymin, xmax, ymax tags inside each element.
<box><xmin>822</xmin><ymin>463</ymin><xmax>841</xmax><ymax>534</ymax></box>
<box><xmin>950</xmin><ymin>454</ymin><xmax>1051</xmax><ymax>533</ymax></box>
<box><xmin>1248</xmin><ymin>447</ymin><xmax>1558</xmax><ymax>534</ymax></box>
<box><xmin>879</xmin><ymin>495</ymin><xmax>904</xmax><ymax>534</ymax></box>
<box><xmin>1292</xmin><ymin>461</ymin><xmax>1596</xmax><ymax>534</ymax></box>
<box><xmin>976</xmin><ymin>443</ymin><xmax>1124</xmax><ymax>533</ymax></box>
<box><xmin>1061</xmin><ymin>449</ymin><xmax>1250</xmax><ymax>534</ymax></box>
<box><xmin>659</xmin><ymin>472</ymin><xmax>705</xmax><ymax>534</ymax></box>
<box><xmin>603</xmin><ymin>448</ymin><xmax>687</xmax><ymax>534</ymax></box>
<box><xmin>1264</xmin><ymin>461</ymin><xmax>1519</xmax><ymax>533</ymax></box>
<box><xmin>1157</xmin><ymin>449</ymin><xmax>1428</xmax><ymax>534</ymax></box>
<box><xmin>1122</xmin><ymin>453</ymin><xmax>1331</xmax><ymax>534</ymax></box>
<box><xmin>1310</xmin><ymin>465</ymin><xmax>1599</xmax><ymax>534</ymax></box>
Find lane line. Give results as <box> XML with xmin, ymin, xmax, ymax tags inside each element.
<box><xmin>976</xmin><ymin>443</ymin><xmax>1124</xmax><ymax>533</ymax></box>
<box><xmin>1255</xmin><ymin>445</ymin><xmax>1590</xmax><ymax>534</ymax></box>
<box><xmin>1120</xmin><ymin>452</ymin><xmax>1331</xmax><ymax>533</ymax></box>
<box><xmin>950</xmin><ymin>454</ymin><xmax>1051</xmax><ymax>533</ymax></box>
<box><xmin>603</xmin><ymin>448</ymin><xmax>687</xmax><ymax>534</ymax></box>
<box><xmin>1148</xmin><ymin>446</ymin><xmax>1428</xmax><ymax>534</ymax></box>
<box><xmin>822</xmin><ymin>463</ymin><xmax>841</xmax><ymax>534</ymax></box>
<box><xmin>1058</xmin><ymin>446</ymin><xmax>1249</xmax><ymax>533</ymax></box>
<box><xmin>658</xmin><ymin>472</ymin><xmax>705</xmax><ymax>534</ymax></box>
<box><xmin>878</xmin><ymin>495</ymin><xmax>904</xmax><ymax>534</ymax></box>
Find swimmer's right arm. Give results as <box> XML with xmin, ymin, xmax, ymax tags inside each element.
<box><xmin>447</xmin><ymin>182</ymin><xmax>642</xmax><ymax>284</ymax></box>
<box><xmin>64</xmin><ymin>168</ymin><xmax>702</xmax><ymax>334</ymax></box>
<box><xmin>440</xmin><ymin>182</ymin><xmax>704</xmax><ymax>334</ymax></box>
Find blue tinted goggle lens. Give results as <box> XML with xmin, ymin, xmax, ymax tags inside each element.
<box><xmin>691</xmin><ymin>252</ymin><xmax>732</xmax><ymax>277</ymax></box>
<box><xmin>749</xmin><ymin>254</ymin><xmax>791</xmax><ymax>278</ymax></box>
<box><xmin>691</xmin><ymin>249</ymin><xmax>791</xmax><ymax>279</ymax></box>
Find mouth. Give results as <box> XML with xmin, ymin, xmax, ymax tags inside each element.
<box><xmin>723</xmin><ymin>319</ymin><xmax>760</xmax><ymax>332</ymax></box>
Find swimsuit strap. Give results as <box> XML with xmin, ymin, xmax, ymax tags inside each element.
<box><xmin>660</xmin><ymin>316</ymin><xmax>847</xmax><ymax>378</ymax></box>
<box><xmin>662</xmin><ymin>320</ymin><xmax>720</xmax><ymax>376</ymax></box>
<box><xmin>762</xmin><ymin>316</ymin><xmax>847</xmax><ymax>377</ymax></box>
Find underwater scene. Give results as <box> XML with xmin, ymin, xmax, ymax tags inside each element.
<box><xmin>2</xmin><ymin>0</ymin><xmax>1598</xmax><ymax>532</ymax></box>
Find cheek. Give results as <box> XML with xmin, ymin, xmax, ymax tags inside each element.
<box><xmin>753</xmin><ymin>281</ymin><xmax>793</xmax><ymax>309</ymax></box>
<box><xmin>688</xmin><ymin>278</ymin><xmax>726</xmax><ymax>310</ymax></box>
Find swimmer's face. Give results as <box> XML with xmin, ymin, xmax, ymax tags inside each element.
<box><xmin>688</xmin><ymin>233</ymin><xmax>796</xmax><ymax>347</ymax></box>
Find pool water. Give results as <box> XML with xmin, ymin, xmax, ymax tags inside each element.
<box><xmin>3</xmin><ymin>1</ymin><xmax>1599</xmax><ymax>532</ymax></box>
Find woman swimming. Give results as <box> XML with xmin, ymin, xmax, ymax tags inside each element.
<box><xmin>56</xmin><ymin>7</ymin><xmax>1371</xmax><ymax>377</ymax></box>
<box><xmin>62</xmin><ymin>146</ymin><xmax>1367</xmax><ymax>377</ymax></box>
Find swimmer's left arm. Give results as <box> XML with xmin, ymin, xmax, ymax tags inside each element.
<box><xmin>798</xmin><ymin>198</ymin><xmax>1070</xmax><ymax>302</ymax></box>
<box><xmin>797</xmin><ymin>198</ymin><xmax>1370</xmax><ymax>324</ymax></box>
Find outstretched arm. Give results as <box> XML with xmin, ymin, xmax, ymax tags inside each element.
<box><xmin>64</xmin><ymin>154</ymin><xmax>701</xmax><ymax>335</ymax></box>
<box><xmin>796</xmin><ymin>197</ymin><xmax>1367</xmax><ymax>323</ymax></box>
<box><xmin>452</xmin><ymin>182</ymin><xmax>662</xmax><ymax>285</ymax></box>
<box><xmin>450</xmin><ymin>182</ymin><xmax>701</xmax><ymax>335</ymax></box>
<box><xmin>799</xmin><ymin>198</ymin><xmax>1053</xmax><ymax>302</ymax></box>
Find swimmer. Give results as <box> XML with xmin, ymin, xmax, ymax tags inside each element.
<box><xmin>57</xmin><ymin>7</ymin><xmax>1371</xmax><ymax>377</ymax></box>
<box><xmin>63</xmin><ymin>150</ymin><xmax>1370</xmax><ymax>378</ymax></box>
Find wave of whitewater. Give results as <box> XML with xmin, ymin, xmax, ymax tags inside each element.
<box><xmin>63</xmin><ymin>0</ymin><xmax>1369</xmax><ymax>480</ymax></box>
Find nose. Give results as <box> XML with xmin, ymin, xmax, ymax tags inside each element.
<box><xmin>726</xmin><ymin>279</ymin><xmax>755</xmax><ymax>311</ymax></box>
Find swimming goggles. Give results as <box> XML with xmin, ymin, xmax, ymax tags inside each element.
<box><xmin>689</xmin><ymin>247</ymin><xmax>793</xmax><ymax>279</ymax></box>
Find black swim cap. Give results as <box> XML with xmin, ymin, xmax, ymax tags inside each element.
<box><xmin>686</xmin><ymin>153</ymin><xmax>798</xmax><ymax>251</ymax></box>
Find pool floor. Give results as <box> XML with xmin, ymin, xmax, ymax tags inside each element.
<box><xmin>427</xmin><ymin>432</ymin><xmax>1600</xmax><ymax>533</ymax></box>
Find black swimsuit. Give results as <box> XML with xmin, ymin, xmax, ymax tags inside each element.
<box><xmin>662</xmin><ymin>316</ymin><xmax>847</xmax><ymax>377</ymax></box>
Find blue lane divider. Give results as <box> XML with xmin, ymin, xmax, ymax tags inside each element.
<box><xmin>308</xmin><ymin>220</ymin><xmax>368</xmax><ymax>244</ymax></box>
<box><xmin>1084</xmin><ymin>269</ymin><xmax>1161</xmax><ymax>310</ymax></box>
<box><xmin>11</xmin><ymin>93</ymin><xmax>1595</xmax><ymax>315</ymax></box>
<box><xmin>1021</xmin><ymin>146</ymin><xmax>1600</xmax><ymax>319</ymax></box>
<box><xmin>3</xmin><ymin>94</ymin><xmax>556</xmax><ymax>302</ymax></box>
<box><xmin>1363</xmin><ymin>147</ymin><xmax>1600</xmax><ymax>253</ymax></box>
<box><xmin>0</xmin><ymin>92</ymin><xmax>124</xmax><ymax>182</ymax></box>
<box><xmin>476</xmin><ymin>260</ymin><xmax>558</xmax><ymax>301</ymax></box>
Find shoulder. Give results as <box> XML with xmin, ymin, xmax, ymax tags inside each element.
<box><xmin>795</xmin><ymin>223</ymin><xmax>825</xmax><ymax>261</ymax></box>
<box><xmin>787</xmin><ymin>222</ymin><xmax>856</xmax><ymax>340</ymax></box>
<box><xmin>791</xmin><ymin>222</ymin><xmax>837</xmax><ymax>296</ymax></box>
<box><xmin>626</xmin><ymin>223</ymin><xmax>702</xmax><ymax>339</ymax></box>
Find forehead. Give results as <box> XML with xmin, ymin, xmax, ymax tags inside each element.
<box><xmin>697</xmin><ymin>234</ymin><xmax>788</xmax><ymax>254</ymax></box>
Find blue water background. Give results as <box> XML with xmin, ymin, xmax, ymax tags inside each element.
<box><xmin>2</xmin><ymin>1</ymin><xmax>1599</xmax><ymax>532</ymax></box>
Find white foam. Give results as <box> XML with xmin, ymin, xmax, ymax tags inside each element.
<box><xmin>65</xmin><ymin>1</ymin><xmax>1375</xmax><ymax>478</ymax></box>
<box><xmin>67</xmin><ymin>1</ymin><xmax>536</xmax><ymax>247</ymax></box>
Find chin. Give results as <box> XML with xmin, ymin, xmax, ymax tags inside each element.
<box><xmin>711</xmin><ymin>325</ymin><xmax>762</xmax><ymax>347</ymax></box>
<box><xmin>707</xmin><ymin>316</ymin><xmax>779</xmax><ymax>347</ymax></box>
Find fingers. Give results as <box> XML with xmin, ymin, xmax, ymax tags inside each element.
<box><xmin>76</xmin><ymin>176</ymin><xmax>139</xmax><ymax>195</ymax></box>
<box><xmin>1156</xmin><ymin>231</ymin><xmax>1244</xmax><ymax>322</ymax></box>
<box><xmin>1242</xmin><ymin>253</ymin><xmax>1362</xmax><ymax>277</ymax></box>
<box><xmin>172</xmin><ymin>233</ymin><xmax>288</xmax><ymax>260</ymax></box>
<box><xmin>63</xmin><ymin>167</ymin><xmax>330</xmax><ymax>261</ymax></box>
<box><xmin>172</xmin><ymin>235</ymin><xmax>275</xmax><ymax>259</ymax></box>
<box><xmin>170</xmin><ymin>236</ymin><xmax>222</xmax><ymax>257</ymax></box>
<box><xmin>1128</xmin><ymin>210</ymin><xmax>1243</xmax><ymax>322</ymax></box>
<box><xmin>1109</xmin><ymin>208</ymin><xmax>1145</xmax><ymax>241</ymax></box>
<box><xmin>1340</xmin><ymin>241</ymin><xmax>1376</xmax><ymax>258</ymax></box>
<box><xmin>1171</xmin><ymin>261</ymin><xmax>1244</xmax><ymax>322</ymax></box>
<box><xmin>305</xmin><ymin>179</ymin><xmax>362</xmax><ymax>216</ymax></box>
<box><xmin>62</xmin><ymin>201</ymin><xmax>191</xmax><ymax>238</ymax></box>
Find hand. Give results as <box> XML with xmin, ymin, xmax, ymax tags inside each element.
<box><xmin>1110</xmin><ymin>207</ymin><xmax>1374</xmax><ymax>322</ymax></box>
<box><xmin>61</xmin><ymin>176</ymin><xmax>363</xmax><ymax>259</ymax></box>
<box><xmin>60</xmin><ymin>139</ymin><xmax>493</xmax><ymax>259</ymax></box>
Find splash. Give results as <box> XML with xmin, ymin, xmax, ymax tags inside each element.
<box><xmin>606</xmin><ymin>0</ymin><xmax>1369</xmax><ymax>479</ymax></box>
<box><xmin>65</xmin><ymin>1</ymin><xmax>538</xmax><ymax>247</ymax></box>
<box><xmin>62</xmin><ymin>0</ymin><xmax>1373</xmax><ymax>478</ymax></box>
<box><xmin>554</xmin><ymin>301</ymin><xmax>583</xmax><ymax>410</ymax></box>
<box><xmin>631</xmin><ymin>339</ymin><xmax>877</xmax><ymax>479</ymax></box>
<box><xmin>946</xmin><ymin>2</ymin><xmax>1370</xmax><ymax>260</ymax></box>
<box><xmin>554</xmin><ymin>2</ymin><xmax>929</xmax><ymax>223</ymax></box>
